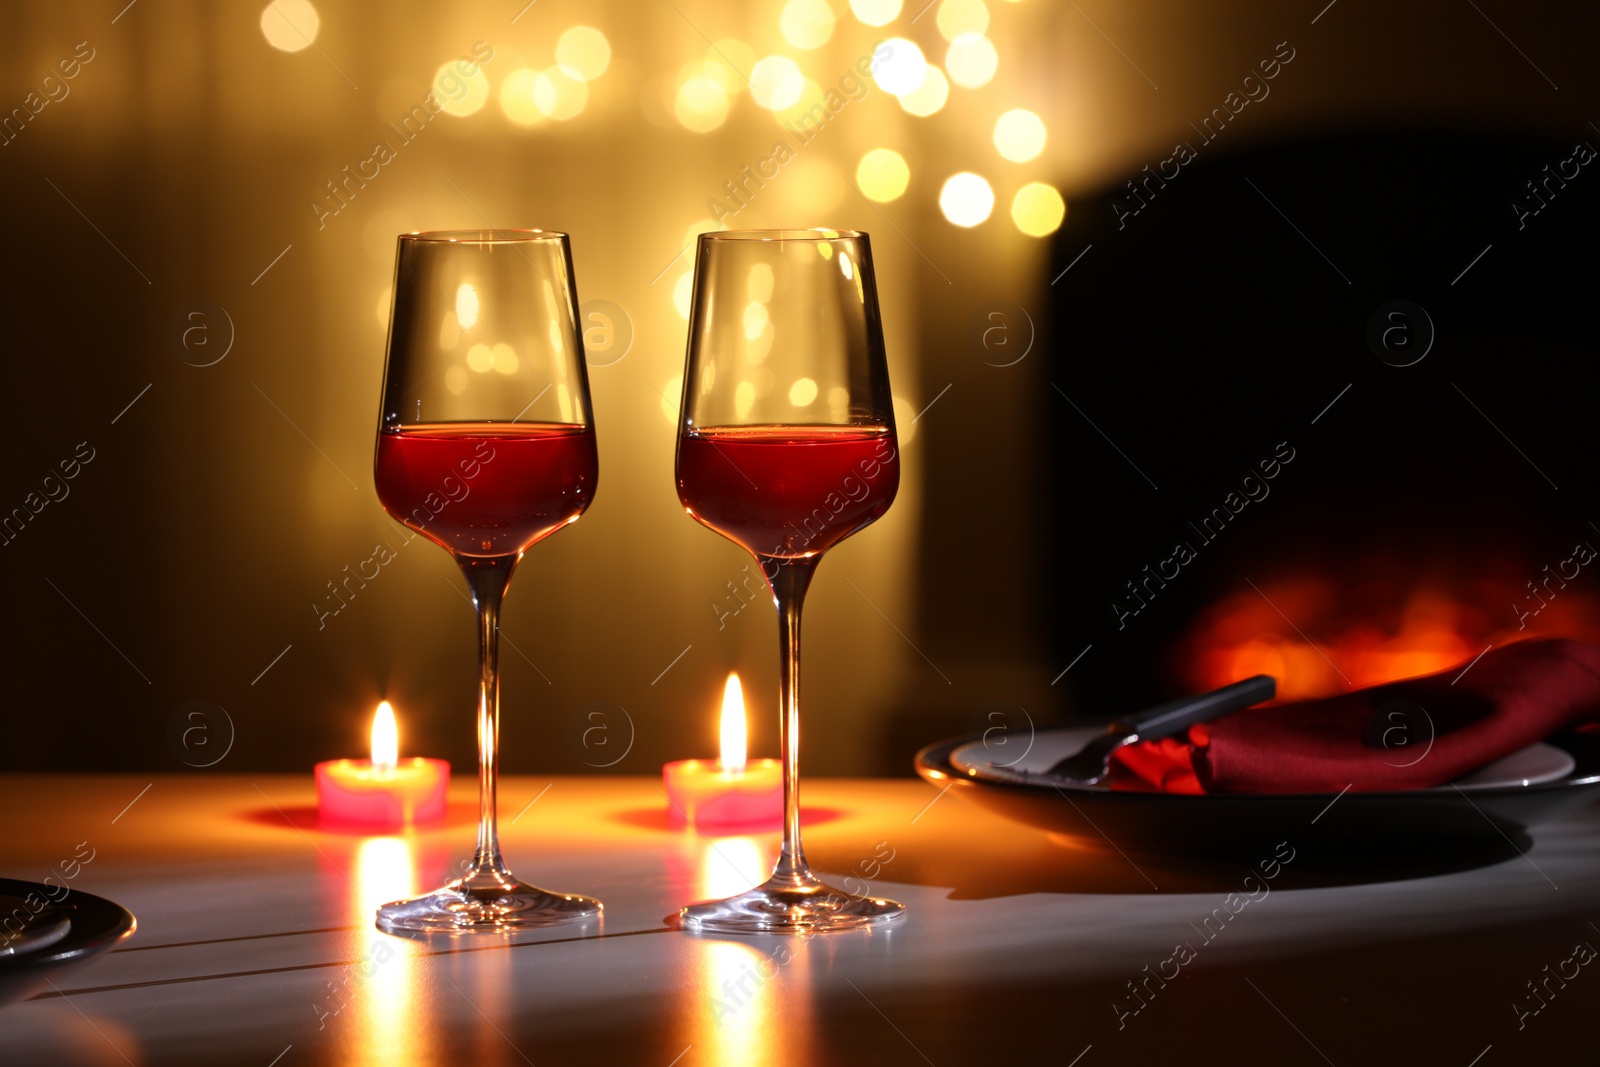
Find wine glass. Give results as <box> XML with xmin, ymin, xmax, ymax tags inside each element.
<box><xmin>674</xmin><ymin>229</ymin><xmax>905</xmax><ymax>933</ymax></box>
<box><xmin>372</xmin><ymin>229</ymin><xmax>601</xmax><ymax>933</ymax></box>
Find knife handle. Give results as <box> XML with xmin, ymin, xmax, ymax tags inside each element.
<box><xmin>1111</xmin><ymin>675</ymin><xmax>1276</xmax><ymax>741</ymax></box>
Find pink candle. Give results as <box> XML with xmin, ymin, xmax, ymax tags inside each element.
<box><xmin>663</xmin><ymin>674</ymin><xmax>783</xmax><ymax>831</ymax></box>
<box><xmin>316</xmin><ymin>702</ymin><xmax>449</xmax><ymax>829</ymax></box>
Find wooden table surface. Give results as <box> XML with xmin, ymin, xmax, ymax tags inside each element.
<box><xmin>2</xmin><ymin>774</ymin><xmax>1597</xmax><ymax>1065</ymax></box>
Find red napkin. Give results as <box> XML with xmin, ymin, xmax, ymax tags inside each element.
<box><xmin>1110</xmin><ymin>637</ymin><xmax>1600</xmax><ymax>794</ymax></box>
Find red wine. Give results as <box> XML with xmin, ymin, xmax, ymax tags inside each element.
<box><xmin>677</xmin><ymin>426</ymin><xmax>898</xmax><ymax>559</ymax></box>
<box><xmin>375</xmin><ymin>423</ymin><xmax>597</xmax><ymax>558</ymax></box>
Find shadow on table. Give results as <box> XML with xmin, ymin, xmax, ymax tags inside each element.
<box><xmin>804</xmin><ymin>826</ymin><xmax>1533</xmax><ymax>900</ymax></box>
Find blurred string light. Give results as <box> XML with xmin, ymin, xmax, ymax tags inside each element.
<box><xmin>939</xmin><ymin>172</ymin><xmax>994</xmax><ymax>226</ymax></box>
<box><xmin>500</xmin><ymin>69</ymin><xmax>544</xmax><ymax>126</ymax></box>
<box><xmin>851</xmin><ymin>0</ymin><xmax>902</xmax><ymax>24</ymax></box>
<box><xmin>898</xmin><ymin>65</ymin><xmax>949</xmax><ymax>116</ymax></box>
<box><xmin>673</xmin><ymin>273</ymin><xmax>694</xmax><ymax>319</ymax></box>
<box><xmin>499</xmin><ymin>26</ymin><xmax>610</xmax><ymax>126</ymax></box>
<box><xmin>947</xmin><ymin>33</ymin><xmax>998</xmax><ymax>88</ymax></box>
<box><xmin>660</xmin><ymin>374</ymin><xmax>684</xmax><ymax>422</ymax></box>
<box><xmin>682</xmin><ymin>218</ymin><xmax>720</xmax><ymax>251</ymax></box>
<box><xmin>534</xmin><ymin>67</ymin><xmax>588</xmax><ymax>120</ymax></box>
<box><xmin>850</xmin><ymin>0</ymin><xmax>902</xmax><ymax>26</ymax></box>
<box><xmin>435</xmin><ymin>61</ymin><xmax>489</xmax><ymax>117</ymax></box>
<box><xmin>993</xmin><ymin>108</ymin><xmax>1045</xmax><ymax>161</ymax></box>
<box><xmin>856</xmin><ymin>149</ymin><xmax>910</xmax><ymax>202</ymax></box>
<box><xmin>707</xmin><ymin>39</ymin><xmax>757</xmax><ymax>92</ymax></box>
<box><xmin>872</xmin><ymin>38</ymin><xmax>927</xmax><ymax>96</ymax></box>
<box><xmin>936</xmin><ymin>0</ymin><xmax>989</xmax><ymax>40</ymax></box>
<box><xmin>780</xmin><ymin>0</ymin><xmax>836</xmax><ymax>50</ymax></box>
<box><xmin>492</xmin><ymin>342</ymin><xmax>518</xmax><ymax>374</ymax></box>
<box><xmin>750</xmin><ymin>56</ymin><xmax>805</xmax><ymax>109</ymax></box>
<box><xmin>771</xmin><ymin>79</ymin><xmax>825</xmax><ymax>127</ymax></box>
<box><xmin>455</xmin><ymin>283</ymin><xmax>479</xmax><ymax>330</ymax></box>
<box><xmin>260</xmin><ymin>0</ymin><xmax>319</xmax><ymax>52</ymax></box>
<box><xmin>1011</xmin><ymin>182</ymin><xmax>1065</xmax><ymax>236</ymax></box>
<box><xmin>744</xmin><ymin>302</ymin><xmax>770</xmax><ymax>339</ymax></box>
<box><xmin>556</xmin><ymin>26</ymin><xmax>611</xmax><ymax>81</ymax></box>
<box><xmin>675</xmin><ymin>77</ymin><xmax>730</xmax><ymax>132</ymax></box>
<box><xmin>891</xmin><ymin>396</ymin><xmax>919</xmax><ymax>444</ymax></box>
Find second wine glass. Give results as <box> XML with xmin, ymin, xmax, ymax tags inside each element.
<box><xmin>372</xmin><ymin>229</ymin><xmax>601</xmax><ymax>934</ymax></box>
<box><xmin>674</xmin><ymin>229</ymin><xmax>905</xmax><ymax>934</ymax></box>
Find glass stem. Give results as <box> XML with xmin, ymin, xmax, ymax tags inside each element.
<box><xmin>765</xmin><ymin>555</ymin><xmax>819</xmax><ymax>887</ymax></box>
<box><xmin>460</xmin><ymin>553</ymin><xmax>519</xmax><ymax>886</ymax></box>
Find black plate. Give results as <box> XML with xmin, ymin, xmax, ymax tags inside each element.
<box><xmin>0</xmin><ymin>879</ymin><xmax>136</xmax><ymax>1011</ymax></box>
<box><xmin>914</xmin><ymin>731</ymin><xmax>1600</xmax><ymax>856</ymax></box>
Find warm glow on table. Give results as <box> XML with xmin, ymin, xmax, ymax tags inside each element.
<box><xmin>663</xmin><ymin>674</ymin><xmax>783</xmax><ymax>830</ymax></box>
<box><xmin>315</xmin><ymin>702</ymin><xmax>449</xmax><ymax>829</ymax></box>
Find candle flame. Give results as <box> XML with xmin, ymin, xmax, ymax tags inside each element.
<box><xmin>719</xmin><ymin>673</ymin><xmax>746</xmax><ymax>773</ymax></box>
<box><xmin>372</xmin><ymin>701</ymin><xmax>398</xmax><ymax>774</ymax></box>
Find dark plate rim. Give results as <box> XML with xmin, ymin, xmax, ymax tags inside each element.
<box><xmin>0</xmin><ymin>878</ymin><xmax>135</xmax><ymax>970</ymax></box>
<box><xmin>915</xmin><ymin>730</ymin><xmax>1600</xmax><ymax>804</ymax></box>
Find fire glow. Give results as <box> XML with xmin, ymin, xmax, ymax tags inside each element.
<box><xmin>1181</xmin><ymin>564</ymin><xmax>1600</xmax><ymax>702</ymax></box>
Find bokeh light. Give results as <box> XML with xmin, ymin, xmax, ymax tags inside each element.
<box><xmin>789</xmin><ymin>377</ymin><xmax>819</xmax><ymax>406</ymax></box>
<box><xmin>872</xmin><ymin>38</ymin><xmax>927</xmax><ymax>96</ymax></box>
<box><xmin>993</xmin><ymin>108</ymin><xmax>1046</xmax><ymax>161</ymax></box>
<box><xmin>499</xmin><ymin>68</ymin><xmax>545</xmax><ymax>126</ymax></box>
<box><xmin>467</xmin><ymin>343</ymin><xmax>493</xmax><ymax>373</ymax></box>
<box><xmin>780</xmin><ymin>0</ymin><xmax>837</xmax><ymax>50</ymax></box>
<box><xmin>750</xmin><ymin>56</ymin><xmax>805</xmax><ymax>110</ymax></box>
<box><xmin>435</xmin><ymin>60</ymin><xmax>490</xmax><ymax>117</ymax></box>
<box><xmin>771</xmin><ymin>79</ymin><xmax>826</xmax><ymax>128</ymax></box>
<box><xmin>744</xmin><ymin>301</ymin><xmax>770</xmax><ymax>339</ymax></box>
<box><xmin>856</xmin><ymin>149</ymin><xmax>910</xmax><ymax>202</ymax></box>
<box><xmin>673</xmin><ymin>273</ymin><xmax>694</xmax><ymax>319</ymax></box>
<box><xmin>682</xmin><ymin>219</ymin><xmax>721</xmax><ymax>252</ymax></box>
<box><xmin>892</xmin><ymin>396</ymin><xmax>920</xmax><ymax>444</ymax></box>
<box><xmin>946</xmin><ymin>33</ymin><xmax>999</xmax><ymax>88</ymax></box>
<box><xmin>534</xmin><ymin>67</ymin><xmax>588</xmax><ymax>120</ymax></box>
<box><xmin>939</xmin><ymin>172</ymin><xmax>995</xmax><ymax>227</ymax></box>
<box><xmin>260</xmin><ymin>0</ymin><xmax>319</xmax><ymax>52</ymax></box>
<box><xmin>556</xmin><ymin>26</ymin><xmax>611</xmax><ymax>81</ymax></box>
<box><xmin>936</xmin><ymin>0</ymin><xmax>990</xmax><ymax>41</ymax></box>
<box><xmin>850</xmin><ymin>0</ymin><xmax>903</xmax><ymax>26</ymax></box>
<box><xmin>491</xmin><ymin>342</ymin><xmax>519</xmax><ymax>375</ymax></box>
<box><xmin>707</xmin><ymin>39</ymin><xmax>758</xmax><ymax>93</ymax></box>
<box><xmin>661</xmin><ymin>374</ymin><xmax>684</xmax><ymax>423</ymax></box>
<box><xmin>898</xmin><ymin>65</ymin><xmax>949</xmax><ymax>116</ymax></box>
<box><xmin>675</xmin><ymin>77</ymin><xmax>730</xmax><ymax>132</ymax></box>
<box><xmin>1011</xmin><ymin>181</ymin><xmax>1066</xmax><ymax>236</ymax></box>
<box><xmin>455</xmin><ymin>283</ymin><xmax>479</xmax><ymax>330</ymax></box>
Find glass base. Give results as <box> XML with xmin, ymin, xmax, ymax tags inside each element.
<box><xmin>680</xmin><ymin>873</ymin><xmax>905</xmax><ymax>935</ymax></box>
<box><xmin>376</xmin><ymin>871</ymin><xmax>601</xmax><ymax>935</ymax></box>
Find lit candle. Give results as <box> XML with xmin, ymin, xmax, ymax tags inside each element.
<box><xmin>663</xmin><ymin>674</ymin><xmax>783</xmax><ymax>830</ymax></box>
<box><xmin>315</xmin><ymin>702</ymin><xmax>450</xmax><ymax>829</ymax></box>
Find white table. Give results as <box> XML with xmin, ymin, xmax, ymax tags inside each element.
<box><xmin>3</xmin><ymin>774</ymin><xmax>1596</xmax><ymax>1065</ymax></box>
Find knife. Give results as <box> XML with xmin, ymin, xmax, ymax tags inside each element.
<box><xmin>1039</xmin><ymin>674</ymin><xmax>1276</xmax><ymax>785</ymax></box>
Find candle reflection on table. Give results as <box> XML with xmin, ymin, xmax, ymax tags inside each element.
<box><xmin>349</xmin><ymin>836</ymin><xmax>437</xmax><ymax>1065</ymax></box>
<box><xmin>687</xmin><ymin>835</ymin><xmax>815</xmax><ymax>1065</ymax></box>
